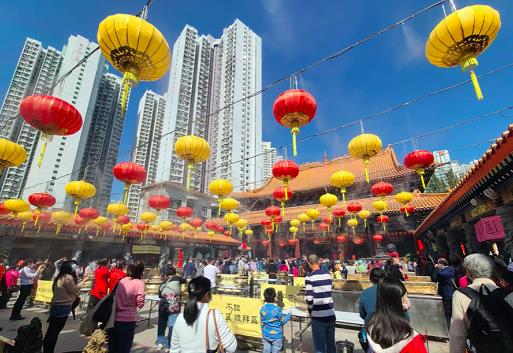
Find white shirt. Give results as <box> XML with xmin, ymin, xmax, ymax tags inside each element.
<box><xmin>20</xmin><ymin>266</ymin><xmax>38</xmax><ymax>286</ymax></box>
<box><xmin>203</xmin><ymin>264</ymin><xmax>220</xmax><ymax>288</ymax></box>
<box><xmin>170</xmin><ymin>303</ymin><xmax>237</xmax><ymax>353</ymax></box>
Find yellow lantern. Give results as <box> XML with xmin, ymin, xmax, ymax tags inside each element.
<box><xmin>347</xmin><ymin>218</ymin><xmax>358</xmax><ymax>235</ymax></box>
<box><xmin>357</xmin><ymin>210</ymin><xmax>371</xmax><ymax>228</ymax></box>
<box><xmin>426</xmin><ymin>5</ymin><xmax>501</xmax><ymax>100</ymax></box>
<box><xmin>174</xmin><ymin>135</ymin><xmax>210</xmax><ymax>191</ymax></box>
<box><xmin>0</xmin><ymin>139</ymin><xmax>27</xmax><ymax>174</ymax></box>
<box><xmin>306</xmin><ymin>208</ymin><xmax>320</xmax><ymax>231</ymax></box>
<box><xmin>395</xmin><ymin>192</ymin><xmax>414</xmax><ymax>216</ymax></box>
<box><xmin>244</xmin><ymin>229</ymin><xmax>253</xmax><ymax>237</ymax></box>
<box><xmin>220</xmin><ymin>197</ymin><xmax>239</xmax><ymax>213</ymax></box>
<box><xmin>289</xmin><ymin>226</ymin><xmax>299</xmax><ymax>240</ymax></box>
<box><xmin>373</xmin><ymin>200</ymin><xmax>387</xmax><ymax>213</ymax></box>
<box><xmin>150</xmin><ymin>224</ymin><xmax>161</xmax><ymax>232</ymax></box>
<box><xmin>121</xmin><ymin>223</ymin><xmax>133</xmax><ymax>233</ymax></box>
<box><xmin>208</xmin><ymin>179</ymin><xmax>233</xmax><ymax>216</ymax></box>
<box><xmin>141</xmin><ymin>211</ymin><xmax>156</xmax><ymax>224</ymax></box>
<box><xmin>65</xmin><ymin>180</ymin><xmax>96</xmax><ymax>215</ymax></box>
<box><xmin>319</xmin><ymin>193</ymin><xmax>338</xmax><ymax>215</ymax></box>
<box><xmin>348</xmin><ymin>134</ymin><xmax>382</xmax><ymax>183</ymax></box>
<box><xmin>5</xmin><ymin>199</ymin><xmax>30</xmax><ymax>217</ymax></box>
<box><xmin>91</xmin><ymin>216</ymin><xmax>108</xmax><ymax>236</ymax></box>
<box><xmin>298</xmin><ymin>213</ymin><xmax>310</xmax><ymax>232</ymax></box>
<box><xmin>179</xmin><ymin>222</ymin><xmax>192</xmax><ymax>234</ymax></box>
<box><xmin>236</xmin><ymin>218</ymin><xmax>248</xmax><ymax>238</ymax></box>
<box><xmin>290</xmin><ymin>219</ymin><xmax>300</xmax><ymax>228</ymax></box>
<box><xmin>208</xmin><ymin>230</ymin><xmax>215</xmax><ymax>242</ymax></box>
<box><xmin>331</xmin><ymin>170</ymin><xmax>355</xmax><ymax>204</ymax></box>
<box><xmin>160</xmin><ymin>220</ymin><xmax>174</xmax><ymax>231</ymax></box>
<box><xmin>225</xmin><ymin>212</ymin><xmax>239</xmax><ymax>235</ymax></box>
<box><xmin>17</xmin><ymin>211</ymin><xmax>33</xmax><ymax>232</ymax></box>
<box><xmin>97</xmin><ymin>14</ymin><xmax>170</xmax><ymax>116</ymax></box>
<box><xmin>52</xmin><ymin>211</ymin><xmax>72</xmax><ymax>234</ymax></box>
<box><xmin>107</xmin><ymin>203</ymin><xmax>128</xmax><ymax>217</ymax></box>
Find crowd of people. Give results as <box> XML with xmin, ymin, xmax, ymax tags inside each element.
<box><xmin>1</xmin><ymin>251</ymin><xmax>512</xmax><ymax>353</ymax></box>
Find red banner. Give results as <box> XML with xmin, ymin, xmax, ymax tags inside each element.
<box><xmin>474</xmin><ymin>216</ymin><xmax>505</xmax><ymax>243</ymax></box>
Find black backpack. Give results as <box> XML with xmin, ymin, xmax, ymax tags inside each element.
<box><xmin>459</xmin><ymin>284</ymin><xmax>513</xmax><ymax>353</ymax></box>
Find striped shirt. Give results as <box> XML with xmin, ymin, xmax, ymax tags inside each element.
<box><xmin>305</xmin><ymin>269</ymin><xmax>335</xmax><ymax>322</ymax></box>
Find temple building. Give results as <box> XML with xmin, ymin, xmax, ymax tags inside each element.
<box><xmin>233</xmin><ymin>146</ymin><xmax>447</xmax><ymax>259</ymax></box>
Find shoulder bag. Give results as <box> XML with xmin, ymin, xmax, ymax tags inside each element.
<box><xmin>206</xmin><ymin>308</ymin><xmax>225</xmax><ymax>353</ymax></box>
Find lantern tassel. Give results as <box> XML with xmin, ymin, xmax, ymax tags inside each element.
<box><xmin>364</xmin><ymin>157</ymin><xmax>370</xmax><ymax>183</ymax></box>
<box><xmin>311</xmin><ymin>220</ymin><xmax>315</xmax><ymax>231</ymax></box>
<box><xmin>186</xmin><ymin>163</ymin><xmax>194</xmax><ymax>191</ymax></box>
<box><xmin>469</xmin><ymin>70</ymin><xmax>483</xmax><ymax>101</ymax></box>
<box><xmin>291</xmin><ymin>127</ymin><xmax>300</xmax><ymax>157</ymax></box>
<box><xmin>79</xmin><ymin>227</ymin><xmax>82</xmax><ymax>234</ymax></box>
<box><xmin>37</xmin><ymin>225</ymin><xmax>41</xmax><ymax>233</ymax></box>
<box><xmin>73</xmin><ymin>200</ymin><xmax>80</xmax><ymax>216</ymax></box>
<box><xmin>34</xmin><ymin>212</ymin><xmax>40</xmax><ymax>226</ymax></box>
<box><xmin>284</xmin><ymin>182</ymin><xmax>289</xmax><ymax>201</ymax></box>
<box><xmin>461</xmin><ymin>56</ymin><xmax>483</xmax><ymax>101</ymax></box>
<box><xmin>21</xmin><ymin>222</ymin><xmax>25</xmax><ymax>232</ymax></box>
<box><xmin>364</xmin><ymin>219</ymin><xmax>367</xmax><ymax>228</ymax></box>
<box><xmin>218</xmin><ymin>199</ymin><xmax>222</xmax><ymax>217</ymax></box>
<box><xmin>122</xmin><ymin>184</ymin><xmax>130</xmax><ymax>205</ymax></box>
<box><xmin>120</xmin><ymin>72</ymin><xmax>138</xmax><ymax>118</ymax></box>
<box><xmin>352</xmin><ymin>227</ymin><xmax>355</xmax><ymax>235</ymax></box>
<box><xmin>341</xmin><ymin>190</ymin><xmax>346</xmax><ymax>205</ymax></box>
<box><xmin>281</xmin><ymin>202</ymin><xmax>285</xmax><ymax>218</ymax></box>
<box><xmin>37</xmin><ymin>141</ymin><xmax>48</xmax><ymax>168</ymax></box>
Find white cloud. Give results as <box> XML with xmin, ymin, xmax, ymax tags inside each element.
<box><xmin>397</xmin><ymin>24</ymin><xmax>424</xmax><ymax>66</ymax></box>
<box><xmin>262</xmin><ymin>0</ymin><xmax>295</xmax><ymax>54</ymax></box>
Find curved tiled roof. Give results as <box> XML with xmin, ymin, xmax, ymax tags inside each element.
<box><xmin>414</xmin><ymin>124</ymin><xmax>513</xmax><ymax>236</ymax></box>
<box><xmin>236</xmin><ymin>146</ymin><xmax>418</xmax><ymax>198</ymax></box>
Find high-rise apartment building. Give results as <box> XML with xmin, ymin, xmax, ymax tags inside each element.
<box><xmin>262</xmin><ymin>141</ymin><xmax>282</xmax><ymax>182</ymax></box>
<box><xmin>0</xmin><ymin>38</ymin><xmax>62</xmax><ymax>199</ymax></box>
<box><xmin>22</xmin><ymin>35</ymin><xmax>105</xmax><ymax>208</ymax></box>
<box><xmin>80</xmin><ymin>72</ymin><xmax>124</xmax><ymax>212</ymax></box>
<box><xmin>157</xmin><ymin>19</ymin><xmax>262</xmax><ymax>192</ymax></box>
<box><xmin>433</xmin><ymin>149</ymin><xmax>467</xmax><ymax>183</ymax></box>
<box><xmin>128</xmin><ymin>90</ymin><xmax>166</xmax><ymax>219</ymax></box>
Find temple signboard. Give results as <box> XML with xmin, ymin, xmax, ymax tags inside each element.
<box><xmin>474</xmin><ymin>215</ymin><xmax>505</xmax><ymax>243</ymax></box>
<box><xmin>466</xmin><ymin>200</ymin><xmax>496</xmax><ymax>220</ymax></box>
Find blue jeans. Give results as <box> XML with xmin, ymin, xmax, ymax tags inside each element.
<box><xmin>156</xmin><ymin>312</ymin><xmax>178</xmax><ymax>348</ymax></box>
<box><xmin>311</xmin><ymin>319</ymin><xmax>336</xmax><ymax>353</ymax></box>
<box><xmin>263</xmin><ymin>338</ymin><xmax>282</xmax><ymax>353</ymax></box>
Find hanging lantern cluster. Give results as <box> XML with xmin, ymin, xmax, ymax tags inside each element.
<box><xmin>273</xmin><ymin>186</ymin><xmax>294</xmax><ymax>217</ymax></box>
<box><xmin>174</xmin><ymin>135</ymin><xmax>210</xmax><ymax>191</ymax></box>
<box><xmin>272</xmin><ymin>160</ymin><xmax>299</xmax><ymax>199</ymax></box>
<box><xmin>298</xmin><ymin>213</ymin><xmax>310</xmax><ymax>233</ymax></box>
<box><xmin>208</xmin><ymin>179</ymin><xmax>233</xmax><ymax>216</ymax></box>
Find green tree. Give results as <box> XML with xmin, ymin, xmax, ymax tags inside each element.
<box><xmin>425</xmin><ymin>173</ymin><xmax>446</xmax><ymax>193</ymax></box>
<box><xmin>446</xmin><ymin>169</ymin><xmax>459</xmax><ymax>189</ymax></box>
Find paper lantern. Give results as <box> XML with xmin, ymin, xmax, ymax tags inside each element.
<box><xmin>113</xmin><ymin>162</ymin><xmax>147</xmax><ymax>204</ymax></box>
<box><xmin>336</xmin><ymin>234</ymin><xmax>347</xmax><ymax>244</ymax></box>
<box><xmin>260</xmin><ymin>219</ymin><xmax>272</xmax><ymax>228</ymax></box>
<box><xmin>176</xmin><ymin>206</ymin><xmax>193</xmax><ymax>220</ymax></box>
<box><xmin>189</xmin><ymin>218</ymin><xmax>203</xmax><ymax>231</ymax></box>
<box><xmin>51</xmin><ymin>210</ymin><xmax>72</xmax><ymax>234</ymax></box>
<box><xmin>347</xmin><ymin>218</ymin><xmax>358</xmax><ymax>235</ymax></box>
<box><xmin>331</xmin><ymin>170</ymin><xmax>355</xmax><ymax>204</ymax></box>
<box><xmin>5</xmin><ymin>199</ymin><xmax>30</xmax><ymax>217</ymax></box>
<box><xmin>121</xmin><ymin>223</ymin><xmax>133</xmax><ymax>233</ymax></box>
<box><xmin>272</xmin><ymin>160</ymin><xmax>299</xmax><ymax>197</ymax></box>
<box><xmin>207</xmin><ymin>230</ymin><xmax>215</xmax><ymax>242</ymax></box>
<box><xmin>353</xmin><ymin>236</ymin><xmax>365</xmax><ymax>246</ymax></box>
<box><xmin>400</xmin><ymin>205</ymin><xmax>415</xmax><ymax>217</ymax></box>
<box><xmin>357</xmin><ymin>210</ymin><xmax>371</xmax><ymax>228</ymax></box>
<box><xmin>19</xmin><ymin>95</ymin><xmax>83</xmax><ymax>166</ymax></box>
<box><xmin>0</xmin><ymin>139</ymin><xmax>27</xmax><ymax>174</ymax></box>
<box><xmin>160</xmin><ymin>220</ymin><xmax>174</xmax><ymax>231</ymax></box>
<box><xmin>273</xmin><ymin>186</ymin><xmax>294</xmax><ymax>217</ymax></box>
<box><xmin>107</xmin><ymin>203</ymin><xmax>128</xmax><ymax>217</ymax></box>
<box><xmin>148</xmin><ymin>195</ymin><xmax>170</xmax><ymax>212</ymax></box>
<box><xmin>306</xmin><ymin>208</ymin><xmax>320</xmax><ymax>231</ymax></box>
<box><xmin>319</xmin><ymin>223</ymin><xmax>329</xmax><ymax>236</ymax></box>
<box><xmin>174</xmin><ymin>135</ymin><xmax>210</xmax><ymax>191</ymax></box>
<box><xmin>332</xmin><ymin>208</ymin><xmax>346</xmax><ymax>227</ymax></box>
<box><xmin>78</xmin><ymin>207</ymin><xmax>100</xmax><ymax>223</ymax></box>
<box><xmin>220</xmin><ymin>197</ymin><xmax>239</xmax><ymax>213</ymax></box>
<box><xmin>273</xmin><ymin>89</ymin><xmax>317</xmax><ymax>156</ymax></box>
<box><xmin>262</xmin><ymin>239</ymin><xmax>270</xmax><ymax>247</ymax></box>
<box><xmin>116</xmin><ymin>215</ymin><xmax>130</xmax><ymax>225</ymax></box>
<box><xmin>404</xmin><ymin>150</ymin><xmax>434</xmax><ymax>189</ymax></box>
<box><xmin>0</xmin><ymin>203</ymin><xmax>11</xmax><ymax>216</ymax></box>
<box><xmin>373</xmin><ymin>200</ymin><xmax>387</xmax><ymax>214</ymax></box>
<box><xmin>371</xmin><ymin>182</ymin><xmax>393</xmax><ymax>201</ymax></box>
<box><xmin>97</xmin><ymin>13</ymin><xmax>170</xmax><ymax>115</ymax></box>
<box><xmin>141</xmin><ymin>211</ymin><xmax>156</xmax><ymax>224</ymax></box>
<box><xmin>74</xmin><ymin>215</ymin><xmax>87</xmax><ymax>234</ymax></box>
<box><xmin>279</xmin><ymin>239</ymin><xmax>287</xmax><ymax>247</ymax></box>
<box><xmin>16</xmin><ymin>211</ymin><xmax>33</xmax><ymax>232</ymax></box>
<box><xmin>373</xmin><ymin>233</ymin><xmax>383</xmax><ymax>242</ymax></box>
<box><xmin>150</xmin><ymin>224</ymin><xmax>161</xmax><ymax>233</ymax></box>
<box><xmin>136</xmin><ymin>223</ymin><xmax>148</xmax><ymax>232</ymax></box>
<box><xmin>377</xmin><ymin>215</ymin><xmax>389</xmax><ymax>232</ymax></box>
<box><xmin>348</xmin><ymin>134</ymin><xmax>382</xmax><ymax>183</ymax></box>
<box><xmin>245</xmin><ymin>229</ymin><xmax>253</xmax><ymax>237</ymax></box>
<box><xmin>208</xmin><ymin>179</ymin><xmax>233</xmax><ymax>216</ymax></box>
<box><xmin>395</xmin><ymin>192</ymin><xmax>414</xmax><ymax>216</ymax></box>
<box><xmin>204</xmin><ymin>220</ymin><xmax>217</xmax><ymax>231</ymax></box>
<box><xmin>319</xmin><ymin>193</ymin><xmax>338</xmax><ymax>216</ymax></box>
<box><xmin>298</xmin><ymin>213</ymin><xmax>310</xmax><ymax>232</ymax></box>
<box><xmin>225</xmin><ymin>212</ymin><xmax>240</xmax><ymax>235</ymax></box>
<box><xmin>28</xmin><ymin>192</ymin><xmax>56</xmax><ymax>225</ymax></box>
<box><xmin>65</xmin><ymin>180</ymin><xmax>96</xmax><ymax>215</ymax></box>
<box><xmin>426</xmin><ymin>5</ymin><xmax>501</xmax><ymax>100</ymax></box>
<box><xmin>289</xmin><ymin>226</ymin><xmax>299</xmax><ymax>239</ymax></box>
<box><xmin>346</xmin><ymin>202</ymin><xmax>362</xmax><ymax>219</ymax></box>
<box><xmin>288</xmin><ymin>238</ymin><xmax>298</xmax><ymax>246</ymax></box>
<box><xmin>223</xmin><ymin>230</ymin><xmax>231</xmax><ymax>238</ymax></box>
<box><xmin>290</xmin><ymin>219</ymin><xmax>300</xmax><ymax>228</ymax></box>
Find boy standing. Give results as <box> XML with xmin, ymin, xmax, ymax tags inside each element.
<box><xmin>260</xmin><ymin>287</ymin><xmax>292</xmax><ymax>353</ymax></box>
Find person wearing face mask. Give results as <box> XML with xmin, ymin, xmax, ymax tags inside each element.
<box><xmin>10</xmin><ymin>258</ymin><xmax>46</xmax><ymax>320</ymax></box>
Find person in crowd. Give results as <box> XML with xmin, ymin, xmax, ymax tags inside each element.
<box><xmin>221</xmin><ymin>258</ymin><xmax>232</xmax><ymax>275</ymax></box>
<box><xmin>0</xmin><ymin>255</ymin><xmax>7</xmax><ymax>309</ymax></box>
<box><xmin>108</xmin><ymin>260</ymin><xmax>146</xmax><ymax>353</ymax></box>
<box><xmin>257</xmin><ymin>258</ymin><xmax>264</xmax><ymax>272</ymax></box>
<box><xmin>292</xmin><ymin>264</ymin><xmax>299</xmax><ymax>277</ymax></box>
<box><xmin>320</xmin><ymin>258</ymin><xmax>331</xmax><ymax>273</ymax></box>
<box><xmin>249</xmin><ymin>258</ymin><xmax>257</xmax><ymax>272</ymax></box>
<box><xmin>494</xmin><ymin>260</ymin><xmax>513</xmax><ymax>290</ymax></box>
<box><xmin>260</xmin><ymin>287</ymin><xmax>292</xmax><ymax>353</ymax></box>
<box><xmin>183</xmin><ymin>258</ymin><xmax>196</xmax><ymax>279</ymax></box>
<box><xmin>229</xmin><ymin>260</ymin><xmax>237</xmax><ymax>274</ymax></box>
<box><xmin>267</xmin><ymin>259</ymin><xmax>278</xmax><ymax>280</ymax></box>
<box><xmin>450</xmin><ymin>254</ymin><xmax>513</xmax><ymax>353</ymax></box>
<box><xmin>108</xmin><ymin>259</ymin><xmax>126</xmax><ymax>293</ymax></box>
<box><xmin>203</xmin><ymin>258</ymin><xmax>220</xmax><ymax>294</ymax></box>
<box><xmin>52</xmin><ymin>257</ymin><xmax>68</xmax><ymax>279</ymax></box>
<box><xmin>196</xmin><ymin>260</ymin><xmax>207</xmax><ymax>277</ymax></box>
<box><xmin>170</xmin><ymin>276</ymin><xmax>237</xmax><ymax>353</ymax></box>
<box><xmin>346</xmin><ymin>261</ymin><xmax>357</xmax><ymax>276</ymax></box>
<box><xmin>10</xmin><ymin>259</ymin><xmax>46</xmax><ymax>320</ymax></box>
<box><xmin>340</xmin><ymin>262</ymin><xmax>348</xmax><ymax>279</ymax></box>
<box><xmin>160</xmin><ymin>260</ymin><xmax>173</xmax><ymax>279</ymax></box>
<box><xmin>88</xmin><ymin>258</ymin><xmax>110</xmax><ymax>310</ymax></box>
<box><xmin>305</xmin><ymin>254</ymin><xmax>336</xmax><ymax>353</ymax></box>
<box><xmin>359</xmin><ymin>268</ymin><xmax>387</xmax><ymax>324</ymax></box>
<box><xmin>367</xmin><ymin>279</ymin><xmax>427</xmax><ymax>352</ymax></box>
<box><xmin>449</xmin><ymin>254</ymin><xmax>465</xmax><ymax>286</ymax></box>
<box><xmin>385</xmin><ymin>259</ymin><xmax>405</xmax><ymax>282</ymax></box>
<box><xmin>43</xmin><ymin>261</ymin><xmax>88</xmax><ymax>353</ymax></box>
<box><xmin>156</xmin><ymin>266</ymin><xmax>186</xmax><ymax>350</ymax></box>
<box><xmin>432</xmin><ymin>258</ymin><xmax>456</xmax><ymax>327</ymax></box>
<box><xmin>278</xmin><ymin>260</ymin><xmax>288</xmax><ymax>273</ymax></box>
<box><xmin>356</xmin><ymin>260</ymin><xmax>367</xmax><ymax>273</ymax></box>
<box><xmin>0</xmin><ymin>263</ymin><xmax>20</xmax><ymax>309</ymax></box>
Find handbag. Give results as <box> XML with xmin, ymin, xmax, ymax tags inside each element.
<box><xmin>92</xmin><ymin>282</ymin><xmax>118</xmax><ymax>325</ymax></box>
<box><xmin>206</xmin><ymin>309</ymin><xmax>225</xmax><ymax>353</ymax></box>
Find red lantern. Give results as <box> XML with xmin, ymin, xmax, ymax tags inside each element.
<box><xmin>148</xmin><ymin>195</ymin><xmax>170</xmax><ymax>211</ymax></box>
<box><xmin>373</xmin><ymin>233</ymin><xmax>383</xmax><ymax>242</ymax></box>
<box><xmin>273</xmin><ymin>186</ymin><xmax>294</xmax><ymax>217</ymax></box>
<box><xmin>416</xmin><ymin>239</ymin><xmax>425</xmax><ymax>252</ymax></box>
<box><xmin>322</xmin><ymin>216</ymin><xmax>332</xmax><ymax>224</ymax></box>
<box><xmin>19</xmin><ymin>95</ymin><xmax>83</xmax><ymax>167</ymax></box>
<box><xmin>371</xmin><ymin>182</ymin><xmax>394</xmax><ymax>200</ymax></box>
<box><xmin>288</xmin><ymin>238</ymin><xmax>298</xmax><ymax>246</ymax></box>
<box><xmin>404</xmin><ymin>150</ymin><xmax>434</xmax><ymax>190</ymax></box>
<box><xmin>332</xmin><ymin>208</ymin><xmax>345</xmax><ymax>227</ymax></box>
<box><xmin>176</xmin><ymin>206</ymin><xmax>193</xmax><ymax>220</ymax></box>
<box><xmin>204</xmin><ymin>220</ymin><xmax>217</xmax><ymax>231</ymax></box>
<box><xmin>0</xmin><ymin>203</ymin><xmax>11</xmax><ymax>216</ymax></box>
<box><xmin>217</xmin><ymin>224</ymin><xmax>225</xmax><ymax>233</ymax></box>
<box><xmin>113</xmin><ymin>162</ymin><xmax>147</xmax><ymax>204</ymax></box>
<box><xmin>279</xmin><ymin>239</ymin><xmax>287</xmax><ymax>247</ymax></box>
<box><xmin>262</xmin><ymin>239</ymin><xmax>270</xmax><ymax>247</ymax></box>
<box><xmin>224</xmin><ymin>231</ymin><xmax>231</xmax><ymax>237</ymax></box>
<box><xmin>78</xmin><ymin>207</ymin><xmax>100</xmax><ymax>221</ymax></box>
<box><xmin>336</xmin><ymin>234</ymin><xmax>347</xmax><ymax>243</ymax></box>
<box><xmin>189</xmin><ymin>218</ymin><xmax>203</xmax><ymax>229</ymax></box>
<box><xmin>273</xmin><ymin>89</ymin><xmax>317</xmax><ymax>156</ymax></box>
<box><xmin>116</xmin><ymin>215</ymin><xmax>130</xmax><ymax>225</ymax></box>
<box><xmin>400</xmin><ymin>205</ymin><xmax>415</xmax><ymax>217</ymax></box>
<box><xmin>346</xmin><ymin>202</ymin><xmax>362</xmax><ymax>216</ymax></box>
<box><xmin>274</xmin><ymin>215</ymin><xmax>283</xmax><ymax>224</ymax></box>
<box><xmin>136</xmin><ymin>223</ymin><xmax>148</xmax><ymax>232</ymax></box>
<box><xmin>376</xmin><ymin>215</ymin><xmax>389</xmax><ymax>232</ymax></box>
<box><xmin>353</xmin><ymin>236</ymin><xmax>365</xmax><ymax>245</ymax></box>
<box><xmin>319</xmin><ymin>223</ymin><xmax>329</xmax><ymax>233</ymax></box>
<box><xmin>74</xmin><ymin>215</ymin><xmax>86</xmax><ymax>226</ymax></box>
<box><xmin>28</xmin><ymin>192</ymin><xmax>56</xmax><ymax>209</ymax></box>
<box><xmin>260</xmin><ymin>219</ymin><xmax>272</xmax><ymax>227</ymax></box>
<box><xmin>272</xmin><ymin>160</ymin><xmax>299</xmax><ymax>199</ymax></box>
<box><xmin>265</xmin><ymin>206</ymin><xmax>281</xmax><ymax>218</ymax></box>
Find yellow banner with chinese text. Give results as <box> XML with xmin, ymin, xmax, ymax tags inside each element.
<box><xmin>260</xmin><ymin>284</ymin><xmax>302</xmax><ymax>308</ymax></box>
<box><xmin>209</xmin><ymin>295</ymin><xmax>262</xmax><ymax>338</ymax></box>
<box><xmin>35</xmin><ymin>280</ymin><xmax>53</xmax><ymax>303</ymax></box>
<box><xmin>293</xmin><ymin>277</ymin><xmax>305</xmax><ymax>287</ymax></box>
<box><xmin>132</xmin><ymin>245</ymin><xmax>161</xmax><ymax>254</ymax></box>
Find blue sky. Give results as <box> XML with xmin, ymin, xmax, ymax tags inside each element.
<box><xmin>2</xmin><ymin>0</ymin><xmax>513</xmax><ymax>195</ymax></box>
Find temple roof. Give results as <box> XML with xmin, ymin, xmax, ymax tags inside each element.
<box><xmin>221</xmin><ymin>192</ymin><xmax>447</xmax><ymax>226</ymax></box>
<box><xmin>414</xmin><ymin>124</ymin><xmax>513</xmax><ymax>236</ymax></box>
<box><xmin>235</xmin><ymin>146</ymin><xmax>421</xmax><ymax>199</ymax></box>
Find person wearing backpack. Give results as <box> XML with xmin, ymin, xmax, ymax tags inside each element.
<box><xmin>449</xmin><ymin>253</ymin><xmax>513</xmax><ymax>353</ymax></box>
<box><xmin>156</xmin><ymin>266</ymin><xmax>186</xmax><ymax>350</ymax></box>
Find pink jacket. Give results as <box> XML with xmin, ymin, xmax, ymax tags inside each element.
<box><xmin>5</xmin><ymin>269</ymin><xmax>19</xmax><ymax>289</ymax></box>
<box><xmin>114</xmin><ymin>277</ymin><xmax>145</xmax><ymax>322</ymax></box>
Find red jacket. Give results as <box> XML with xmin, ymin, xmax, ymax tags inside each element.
<box><xmin>369</xmin><ymin>332</ymin><xmax>427</xmax><ymax>353</ymax></box>
<box><xmin>90</xmin><ymin>266</ymin><xmax>110</xmax><ymax>299</ymax></box>
<box><xmin>108</xmin><ymin>269</ymin><xmax>126</xmax><ymax>293</ymax></box>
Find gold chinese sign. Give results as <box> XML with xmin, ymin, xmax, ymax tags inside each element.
<box><xmin>209</xmin><ymin>295</ymin><xmax>262</xmax><ymax>338</ymax></box>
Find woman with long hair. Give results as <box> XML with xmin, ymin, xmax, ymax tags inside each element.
<box><xmin>367</xmin><ymin>279</ymin><xmax>426</xmax><ymax>353</ymax></box>
<box><xmin>170</xmin><ymin>276</ymin><xmax>237</xmax><ymax>352</ymax></box>
<box><xmin>43</xmin><ymin>261</ymin><xmax>87</xmax><ymax>353</ymax></box>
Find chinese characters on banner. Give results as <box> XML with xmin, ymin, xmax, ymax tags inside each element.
<box><xmin>35</xmin><ymin>280</ymin><xmax>53</xmax><ymax>303</ymax></box>
<box><xmin>474</xmin><ymin>215</ymin><xmax>505</xmax><ymax>243</ymax></box>
<box><xmin>209</xmin><ymin>295</ymin><xmax>262</xmax><ymax>338</ymax></box>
